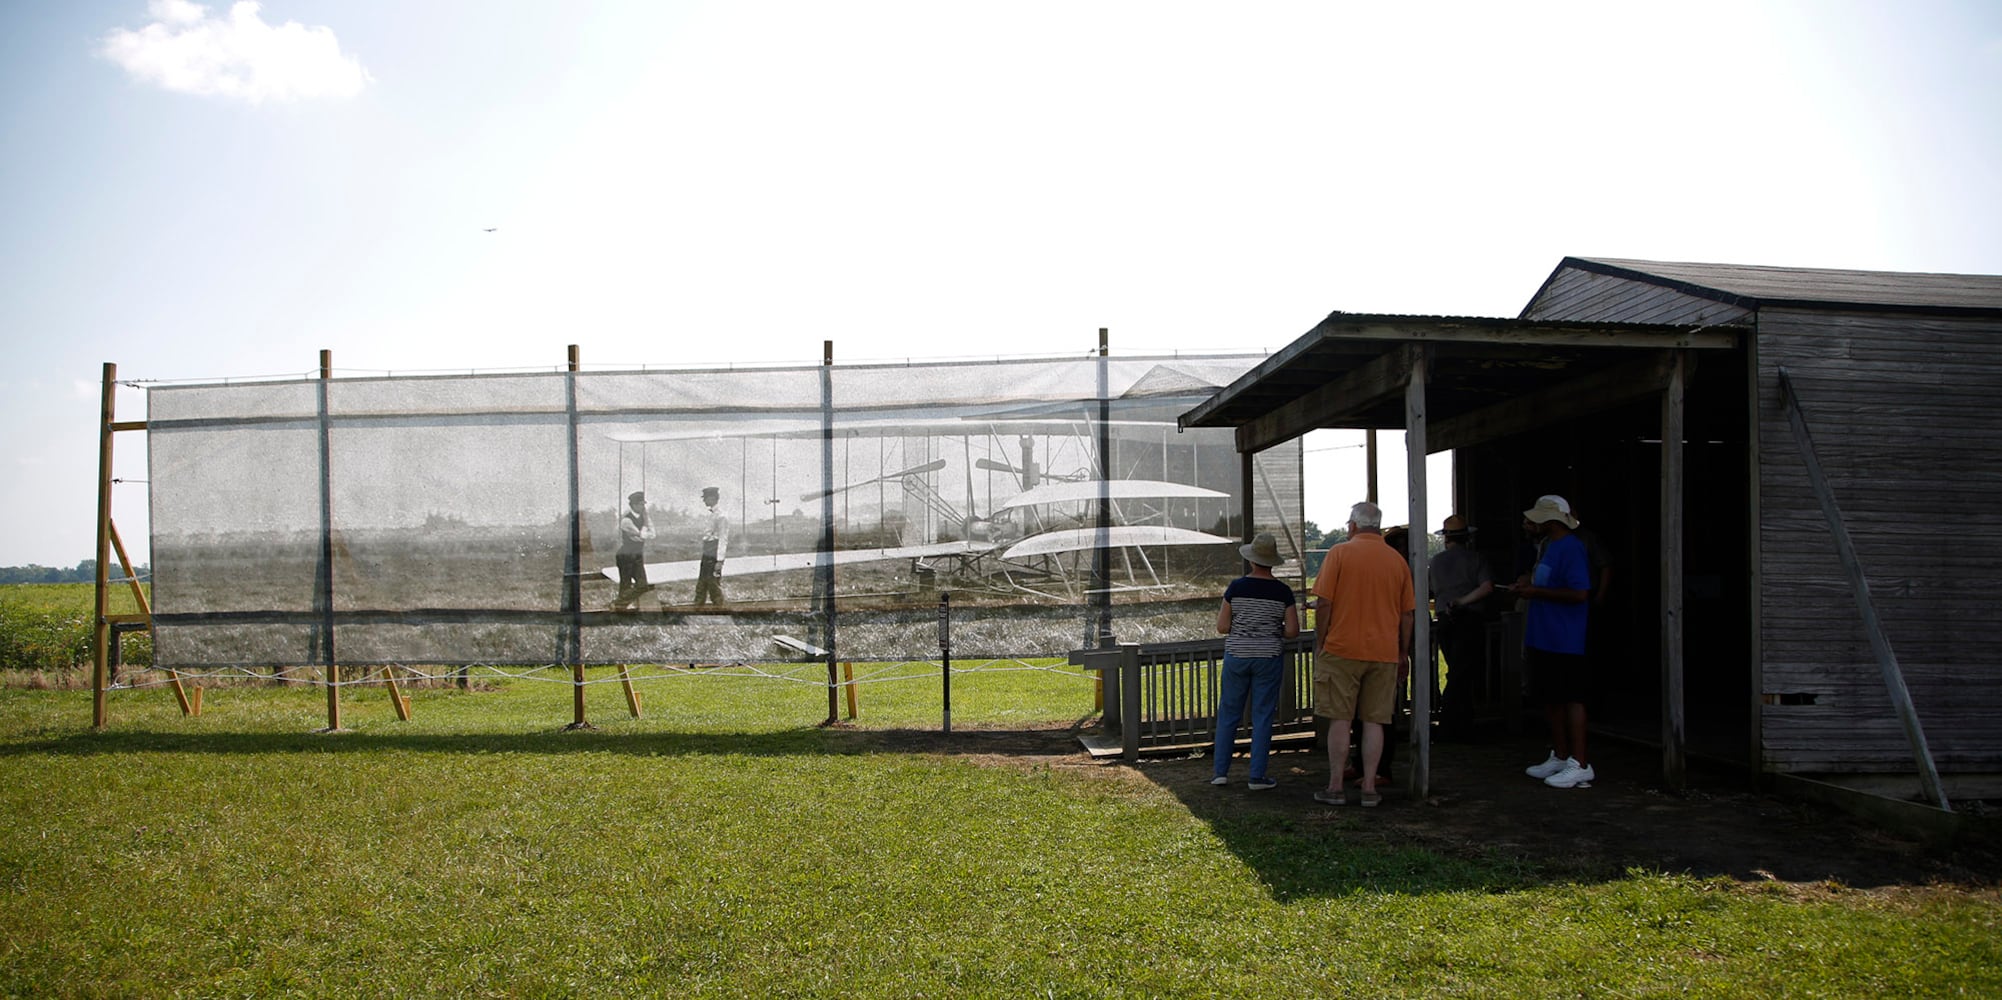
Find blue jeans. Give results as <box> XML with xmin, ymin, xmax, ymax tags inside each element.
<box><xmin>1212</xmin><ymin>653</ymin><xmax>1284</xmax><ymax>781</ymax></box>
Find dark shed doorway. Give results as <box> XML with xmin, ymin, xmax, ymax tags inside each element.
<box><xmin>1458</xmin><ymin>357</ymin><xmax>1750</xmax><ymax>766</ymax></box>
<box><xmin>1181</xmin><ymin>313</ymin><xmax>1750</xmax><ymax>785</ymax></box>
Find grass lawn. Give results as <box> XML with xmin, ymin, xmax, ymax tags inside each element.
<box><xmin>4</xmin><ymin>674</ymin><xmax>1999</xmax><ymax>998</ymax></box>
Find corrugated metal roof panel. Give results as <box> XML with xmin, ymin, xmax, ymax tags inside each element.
<box><xmin>1567</xmin><ymin>257</ymin><xmax>2002</xmax><ymax>313</ymax></box>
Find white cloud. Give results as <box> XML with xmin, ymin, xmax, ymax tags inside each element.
<box><xmin>100</xmin><ymin>1</ymin><xmax>371</xmax><ymax>104</ymax></box>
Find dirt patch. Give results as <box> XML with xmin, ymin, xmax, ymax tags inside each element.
<box><xmin>853</xmin><ymin>722</ymin><xmax>2002</xmax><ymax>891</ymax></box>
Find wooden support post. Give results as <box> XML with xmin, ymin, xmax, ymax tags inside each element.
<box><xmin>1365</xmin><ymin>429</ymin><xmax>1379</xmax><ymax>505</ymax></box>
<box><xmin>1404</xmin><ymin>348</ymin><xmax>1431</xmax><ymax>800</ymax></box>
<box><xmin>319</xmin><ymin>350</ymin><xmax>343</xmax><ymax>733</ymax></box>
<box><xmin>821</xmin><ymin>340</ymin><xmax>841</xmax><ymax>726</ymax></box>
<box><xmin>843</xmin><ymin>662</ymin><xmax>858</xmax><ymax>720</ymax></box>
<box><xmin>1239</xmin><ymin>450</ymin><xmax>1254</xmax><ymax>562</ymax></box>
<box><xmin>1779</xmin><ymin>368</ymin><xmax>1949</xmax><ymax>811</ymax></box>
<box><xmin>1091</xmin><ymin>330</ymin><xmax>1113</xmax><ymax>647</ymax></box>
<box><xmin>385</xmin><ymin>666</ymin><xmax>411</xmax><ymax>721</ymax></box>
<box><xmin>93</xmin><ymin>364</ymin><xmax>116</xmax><ymax>729</ymax></box>
<box><xmin>1660</xmin><ymin>351</ymin><xmax>1687</xmax><ymax>789</ymax></box>
<box><xmin>1119</xmin><ymin>643</ymin><xmax>1141</xmax><ymax>762</ymax></box>
<box><xmin>110</xmin><ymin>517</ymin><xmax>183</xmax><ymax>715</ymax></box>
<box><xmin>1079</xmin><ymin>646</ymin><xmax>1120</xmax><ymax>728</ymax></box>
<box><xmin>620</xmin><ymin>665</ymin><xmax>641</xmax><ymax>719</ymax></box>
<box><xmin>167</xmin><ymin>672</ymin><xmax>195</xmax><ymax>715</ymax></box>
<box><xmin>108</xmin><ymin>520</ymin><xmax>150</xmax><ymax>617</ymax></box>
<box><xmin>566</xmin><ymin>345</ymin><xmax>592</xmax><ymax>731</ymax></box>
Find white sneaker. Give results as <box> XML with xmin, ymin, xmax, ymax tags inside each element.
<box><xmin>1525</xmin><ymin>751</ymin><xmax>1567</xmax><ymax>779</ymax></box>
<box><xmin>1544</xmin><ymin>759</ymin><xmax>1595</xmax><ymax>788</ymax></box>
<box><xmin>1210</xmin><ymin>775</ymin><xmax>1229</xmax><ymax>786</ymax></box>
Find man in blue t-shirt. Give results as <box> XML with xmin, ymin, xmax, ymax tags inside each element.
<box><xmin>1210</xmin><ymin>532</ymin><xmax>1300</xmax><ymax>791</ymax></box>
<box><xmin>1507</xmin><ymin>495</ymin><xmax>1596</xmax><ymax>789</ymax></box>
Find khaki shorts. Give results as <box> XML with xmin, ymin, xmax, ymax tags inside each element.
<box><xmin>1314</xmin><ymin>652</ymin><xmax>1399</xmax><ymax>725</ymax></box>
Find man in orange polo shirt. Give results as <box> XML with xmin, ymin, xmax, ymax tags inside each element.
<box><xmin>1310</xmin><ymin>501</ymin><xmax>1415</xmax><ymax>807</ymax></box>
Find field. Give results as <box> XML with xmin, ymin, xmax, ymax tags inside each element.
<box><xmin>0</xmin><ymin>582</ymin><xmax>150</xmax><ymax>680</ymax></box>
<box><xmin>5</xmin><ymin>665</ymin><xmax>2001</xmax><ymax>999</ymax></box>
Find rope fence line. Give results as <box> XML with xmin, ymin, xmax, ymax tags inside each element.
<box><xmin>106</xmin><ymin>656</ymin><xmax>1093</xmax><ymax>693</ymax></box>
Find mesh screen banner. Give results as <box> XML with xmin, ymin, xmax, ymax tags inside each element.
<box><xmin>148</xmin><ymin>355</ymin><xmax>1302</xmax><ymax>667</ymax></box>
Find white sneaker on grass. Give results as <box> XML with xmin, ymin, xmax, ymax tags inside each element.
<box><xmin>1210</xmin><ymin>775</ymin><xmax>1229</xmax><ymax>786</ymax></box>
<box><xmin>1543</xmin><ymin>759</ymin><xmax>1595</xmax><ymax>788</ymax></box>
<box><xmin>1525</xmin><ymin>751</ymin><xmax>1567</xmax><ymax>779</ymax></box>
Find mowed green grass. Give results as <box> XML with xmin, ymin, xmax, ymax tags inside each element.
<box><xmin>4</xmin><ymin>677</ymin><xmax>2000</xmax><ymax>999</ymax></box>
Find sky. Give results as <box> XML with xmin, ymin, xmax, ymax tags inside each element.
<box><xmin>2</xmin><ymin>0</ymin><xmax>1999</xmax><ymax>568</ymax></box>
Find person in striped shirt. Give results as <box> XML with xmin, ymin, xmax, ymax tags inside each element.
<box><xmin>1211</xmin><ymin>532</ymin><xmax>1301</xmax><ymax>791</ymax></box>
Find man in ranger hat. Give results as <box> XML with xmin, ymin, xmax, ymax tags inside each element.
<box><xmin>1210</xmin><ymin>532</ymin><xmax>1300</xmax><ymax>791</ymax></box>
<box><xmin>1431</xmin><ymin>514</ymin><xmax>1494</xmax><ymax>739</ymax></box>
<box><xmin>694</xmin><ymin>486</ymin><xmax>729</xmax><ymax>607</ymax></box>
<box><xmin>1507</xmin><ymin>495</ymin><xmax>1596</xmax><ymax>789</ymax></box>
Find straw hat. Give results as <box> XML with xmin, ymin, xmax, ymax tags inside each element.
<box><xmin>1240</xmin><ymin>532</ymin><xmax>1283</xmax><ymax>567</ymax></box>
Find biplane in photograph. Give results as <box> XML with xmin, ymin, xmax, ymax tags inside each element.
<box><xmin>589</xmin><ymin>403</ymin><xmax>1251</xmax><ymax>608</ymax></box>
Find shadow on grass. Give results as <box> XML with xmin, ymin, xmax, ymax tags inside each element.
<box><xmin>9</xmin><ymin>716</ymin><xmax>1999</xmax><ymax>895</ymax></box>
<box><xmin>1131</xmin><ymin>733</ymin><xmax>2002</xmax><ymax>896</ymax></box>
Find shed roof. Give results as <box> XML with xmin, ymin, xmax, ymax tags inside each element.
<box><xmin>1538</xmin><ymin>257</ymin><xmax>2002</xmax><ymax>317</ymax></box>
<box><xmin>1177</xmin><ymin>312</ymin><xmax>1740</xmax><ymax>453</ymax></box>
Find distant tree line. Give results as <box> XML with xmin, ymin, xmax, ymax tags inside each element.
<box><xmin>0</xmin><ymin>561</ymin><xmax>150</xmax><ymax>585</ymax></box>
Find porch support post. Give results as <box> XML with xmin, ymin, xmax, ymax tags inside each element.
<box><xmin>1661</xmin><ymin>349</ymin><xmax>1687</xmax><ymax>789</ymax></box>
<box><xmin>1405</xmin><ymin>348</ymin><xmax>1431</xmax><ymax>799</ymax></box>
<box><xmin>1239</xmin><ymin>450</ymin><xmax>1254</xmax><ymax>565</ymax></box>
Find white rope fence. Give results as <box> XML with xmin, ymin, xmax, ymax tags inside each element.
<box><xmin>108</xmin><ymin>657</ymin><xmax>1093</xmax><ymax>692</ymax></box>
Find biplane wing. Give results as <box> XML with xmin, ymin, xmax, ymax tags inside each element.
<box><xmin>1000</xmin><ymin>526</ymin><xmax>1235</xmax><ymax>560</ymax></box>
<box><xmin>995</xmin><ymin>479</ymin><xmax>1227</xmax><ymax>511</ymax></box>
<box><xmin>602</xmin><ymin>414</ymin><xmax>1177</xmax><ymax>444</ymax></box>
<box><xmin>600</xmin><ymin>539</ymin><xmax>996</xmax><ymax>584</ymax></box>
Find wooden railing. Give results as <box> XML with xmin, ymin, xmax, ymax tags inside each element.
<box><xmin>1073</xmin><ymin>633</ymin><xmax>1321</xmax><ymax>762</ymax></box>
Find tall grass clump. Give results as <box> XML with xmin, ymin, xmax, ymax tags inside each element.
<box><xmin>0</xmin><ymin>583</ymin><xmax>151</xmax><ymax>685</ymax></box>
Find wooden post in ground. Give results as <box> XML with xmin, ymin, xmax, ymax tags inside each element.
<box><xmin>843</xmin><ymin>662</ymin><xmax>858</xmax><ymax>720</ymax></box>
<box><xmin>384</xmin><ymin>666</ymin><xmax>411</xmax><ymax>721</ymax></box>
<box><xmin>93</xmin><ymin>363</ymin><xmax>117</xmax><ymax>729</ymax></box>
<box><xmin>111</xmin><ymin>519</ymin><xmax>192</xmax><ymax>715</ymax></box>
<box><xmin>319</xmin><ymin>349</ymin><xmax>343</xmax><ymax>733</ymax></box>
<box><xmin>1119</xmin><ymin>643</ymin><xmax>1141</xmax><ymax>762</ymax></box>
<box><xmin>620</xmin><ymin>665</ymin><xmax>641</xmax><ymax>718</ymax></box>
<box><xmin>566</xmin><ymin>345</ymin><xmax>593</xmax><ymax>731</ymax></box>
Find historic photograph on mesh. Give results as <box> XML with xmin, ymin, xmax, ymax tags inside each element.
<box><xmin>147</xmin><ymin>355</ymin><xmax>1302</xmax><ymax>666</ymax></box>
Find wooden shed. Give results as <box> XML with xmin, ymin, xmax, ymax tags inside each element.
<box><xmin>1181</xmin><ymin>256</ymin><xmax>2002</xmax><ymax>813</ymax></box>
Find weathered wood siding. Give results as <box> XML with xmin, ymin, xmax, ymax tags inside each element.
<box><xmin>1756</xmin><ymin>306</ymin><xmax>2002</xmax><ymax>772</ymax></box>
<box><xmin>1525</xmin><ymin>267</ymin><xmax>1754</xmax><ymax>326</ymax></box>
<box><xmin>1252</xmin><ymin>439</ymin><xmax>1304</xmax><ymax>546</ymax></box>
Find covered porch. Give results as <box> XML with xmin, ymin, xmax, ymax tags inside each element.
<box><xmin>1179</xmin><ymin>312</ymin><xmax>1747</xmax><ymax>796</ymax></box>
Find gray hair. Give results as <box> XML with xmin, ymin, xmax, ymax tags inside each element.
<box><xmin>1348</xmin><ymin>501</ymin><xmax>1383</xmax><ymax>530</ymax></box>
